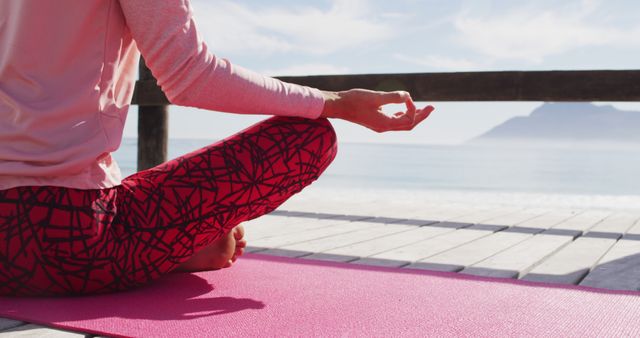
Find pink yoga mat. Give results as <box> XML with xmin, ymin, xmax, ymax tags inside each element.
<box><xmin>1</xmin><ymin>253</ymin><xmax>640</xmax><ymax>337</ymax></box>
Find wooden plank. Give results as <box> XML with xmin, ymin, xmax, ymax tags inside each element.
<box><xmin>515</xmin><ymin>210</ymin><xmax>579</xmax><ymax>230</ymax></box>
<box><xmin>280</xmin><ymin>194</ymin><xmax>483</xmax><ymax>222</ymax></box>
<box><xmin>481</xmin><ymin>208</ymin><xmax>549</xmax><ymax>227</ymax></box>
<box><xmin>133</xmin><ymin>70</ymin><xmax>640</xmax><ymax>104</ymax></box>
<box><xmin>283</xmin><ymin>222</ymin><xmax>411</xmax><ymax>254</ymax></box>
<box><xmin>409</xmin><ymin>230</ymin><xmax>536</xmax><ymax>272</ymax></box>
<box><xmin>461</xmin><ymin>233</ymin><xmax>573</xmax><ymax>279</ymax></box>
<box><xmin>276</xmin><ymin>199</ymin><xmax>330</xmax><ymax>214</ymax></box>
<box><xmin>585</xmin><ymin>212</ymin><xmax>639</xmax><ymax>235</ymax></box>
<box><xmin>368</xmin><ymin>206</ymin><xmax>464</xmax><ymax>222</ymax></box>
<box><xmin>447</xmin><ymin>207</ymin><xmax>523</xmax><ymax>225</ymax></box>
<box><xmin>522</xmin><ymin>236</ymin><xmax>619</xmax><ymax>285</ymax></box>
<box><xmin>305</xmin><ymin>225</ymin><xmax>453</xmax><ymax>262</ymax></box>
<box><xmin>0</xmin><ymin>318</ymin><xmax>25</xmax><ymax>331</ymax></box>
<box><xmin>620</xmin><ymin>215</ymin><xmax>640</xmax><ymax>235</ymax></box>
<box><xmin>403</xmin><ymin>207</ymin><xmax>475</xmax><ymax>223</ymax></box>
<box><xmin>244</xmin><ymin>216</ymin><xmax>332</xmax><ymax>253</ymax></box>
<box><xmin>245</xmin><ymin>214</ymin><xmax>297</xmax><ymax>226</ymax></box>
<box><xmin>249</xmin><ymin>220</ymin><xmax>372</xmax><ymax>250</ymax></box>
<box><xmin>360</xmin><ymin>224</ymin><xmax>500</xmax><ymax>267</ymax></box>
<box><xmin>278</xmin><ymin>70</ymin><xmax>640</xmax><ymax>102</ymax></box>
<box><xmin>349</xmin><ymin>257</ymin><xmax>412</xmax><ymax>268</ymax></box>
<box><xmin>549</xmin><ymin>210</ymin><xmax>611</xmax><ymax>233</ymax></box>
<box><xmin>282</xmin><ymin>200</ymin><xmax>381</xmax><ymax>218</ymax></box>
<box><xmin>284</xmin><ymin>190</ymin><xmax>449</xmax><ymax>218</ymax></box>
<box><xmin>279</xmin><ymin>198</ymin><xmax>357</xmax><ymax>216</ymax></box>
<box><xmin>269</xmin><ymin>210</ymin><xmax>372</xmax><ymax>221</ymax></box>
<box><xmin>579</xmin><ymin>239</ymin><xmax>640</xmax><ymax>291</ymax></box>
<box><xmin>0</xmin><ymin>324</ymin><xmax>85</xmax><ymax>337</ymax></box>
<box><xmin>371</xmin><ymin>203</ymin><xmax>455</xmax><ymax>220</ymax></box>
<box><xmin>253</xmin><ymin>248</ymin><xmax>313</xmax><ymax>258</ymax></box>
<box><xmin>376</xmin><ymin>200</ymin><xmax>483</xmax><ymax>221</ymax></box>
<box><xmin>244</xmin><ymin>216</ymin><xmax>338</xmax><ymax>241</ymax></box>
<box><xmin>245</xmin><ymin>214</ymin><xmax>310</xmax><ymax>227</ymax></box>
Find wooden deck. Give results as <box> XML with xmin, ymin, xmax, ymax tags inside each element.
<box><xmin>245</xmin><ymin>200</ymin><xmax>640</xmax><ymax>291</ymax></box>
<box><xmin>3</xmin><ymin>194</ymin><xmax>640</xmax><ymax>336</ymax></box>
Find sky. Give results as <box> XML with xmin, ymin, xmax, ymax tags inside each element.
<box><xmin>122</xmin><ymin>0</ymin><xmax>640</xmax><ymax>145</ymax></box>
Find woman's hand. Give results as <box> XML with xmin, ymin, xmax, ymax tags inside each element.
<box><xmin>320</xmin><ymin>89</ymin><xmax>434</xmax><ymax>133</ymax></box>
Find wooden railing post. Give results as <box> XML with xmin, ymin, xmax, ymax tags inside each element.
<box><xmin>137</xmin><ymin>58</ymin><xmax>168</xmax><ymax>171</ymax></box>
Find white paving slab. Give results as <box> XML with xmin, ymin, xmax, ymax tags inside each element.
<box><xmin>550</xmin><ymin>210</ymin><xmax>611</xmax><ymax>232</ymax></box>
<box><xmin>447</xmin><ymin>207</ymin><xmax>522</xmax><ymax>224</ymax></box>
<box><xmin>249</xmin><ymin>220</ymin><xmax>371</xmax><ymax>249</ymax></box>
<box><xmin>461</xmin><ymin>233</ymin><xmax>573</xmax><ymax>279</ymax></box>
<box><xmin>283</xmin><ymin>223</ymin><xmax>412</xmax><ymax>254</ymax></box>
<box><xmin>621</xmin><ymin>216</ymin><xmax>640</xmax><ymax>235</ymax></box>
<box><xmin>278</xmin><ymin>198</ymin><xmax>358</xmax><ymax>215</ymax></box>
<box><xmin>366</xmin><ymin>225</ymin><xmax>502</xmax><ymax>264</ymax></box>
<box><xmin>307</xmin><ymin>225</ymin><xmax>453</xmax><ymax>262</ymax></box>
<box><xmin>482</xmin><ymin>208</ymin><xmax>549</xmax><ymax>227</ymax></box>
<box><xmin>394</xmin><ymin>205</ymin><xmax>480</xmax><ymax>223</ymax></box>
<box><xmin>245</xmin><ymin>214</ymin><xmax>309</xmax><ymax>227</ymax></box>
<box><xmin>251</xmin><ymin>201</ymin><xmax>639</xmax><ymax>292</ymax></box>
<box><xmin>245</xmin><ymin>217</ymin><xmax>343</xmax><ymax>241</ymax></box>
<box><xmin>409</xmin><ymin>231</ymin><xmax>534</xmax><ymax>272</ymax></box>
<box><xmin>588</xmin><ymin>212</ymin><xmax>640</xmax><ymax>234</ymax></box>
<box><xmin>522</xmin><ymin>236</ymin><xmax>619</xmax><ymax>285</ymax></box>
<box><xmin>516</xmin><ymin>210</ymin><xmax>580</xmax><ymax>230</ymax></box>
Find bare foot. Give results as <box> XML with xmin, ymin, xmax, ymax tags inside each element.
<box><xmin>174</xmin><ymin>225</ymin><xmax>246</xmax><ymax>272</ymax></box>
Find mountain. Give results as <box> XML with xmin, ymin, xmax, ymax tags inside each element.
<box><xmin>472</xmin><ymin>103</ymin><xmax>640</xmax><ymax>145</ymax></box>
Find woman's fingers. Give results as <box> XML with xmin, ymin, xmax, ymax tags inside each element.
<box><xmin>412</xmin><ymin>105</ymin><xmax>434</xmax><ymax>127</ymax></box>
<box><xmin>324</xmin><ymin>89</ymin><xmax>433</xmax><ymax>133</ymax></box>
<box><xmin>400</xmin><ymin>105</ymin><xmax>433</xmax><ymax>131</ymax></box>
<box><xmin>373</xmin><ymin>105</ymin><xmax>434</xmax><ymax>132</ymax></box>
<box><xmin>376</xmin><ymin>90</ymin><xmax>417</xmax><ymax>123</ymax></box>
<box><xmin>404</xmin><ymin>95</ymin><xmax>417</xmax><ymax>124</ymax></box>
<box><xmin>375</xmin><ymin>91</ymin><xmax>411</xmax><ymax>105</ymax></box>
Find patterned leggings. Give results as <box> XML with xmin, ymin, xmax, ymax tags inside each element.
<box><xmin>0</xmin><ymin>117</ymin><xmax>337</xmax><ymax>296</ymax></box>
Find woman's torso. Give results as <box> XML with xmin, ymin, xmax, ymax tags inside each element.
<box><xmin>0</xmin><ymin>0</ymin><xmax>138</xmax><ymax>190</ymax></box>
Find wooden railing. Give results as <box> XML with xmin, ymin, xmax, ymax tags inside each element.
<box><xmin>131</xmin><ymin>61</ymin><xmax>640</xmax><ymax>170</ymax></box>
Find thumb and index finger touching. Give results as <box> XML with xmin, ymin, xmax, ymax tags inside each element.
<box><xmin>376</xmin><ymin>90</ymin><xmax>434</xmax><ymax>124</ymax></box>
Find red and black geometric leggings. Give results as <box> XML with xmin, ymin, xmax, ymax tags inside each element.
<box><xmin>0</xmin><ymin>116</ymin><xmax>337</xmax><ymax>296</ymax></box>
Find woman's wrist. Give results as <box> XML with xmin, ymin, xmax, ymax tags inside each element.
<box><xmin>320</xmin><ymin>90</ymin><xmax>341</xmax><ymax>119</ymax></box>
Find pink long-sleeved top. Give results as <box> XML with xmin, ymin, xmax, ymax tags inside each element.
<box><xmin>0</xmin><ymin>0</ymin><xmax>324</xmax><ymax>190</ymax></box>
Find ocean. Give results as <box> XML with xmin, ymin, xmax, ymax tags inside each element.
<box><xmin>113</xmin><ymin>138</ymin><xmax>640</xmax><ymax>210</ymax></box>
<box><xmin>114</xmin><ymin>138</ymin><xmax>640</xmax><ymax>196</ymax></box>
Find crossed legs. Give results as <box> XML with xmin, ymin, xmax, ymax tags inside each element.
<box><xmin>0</xmin><ymin>116</ymin><xmax>337</xmax><ymax>295</ymax></box>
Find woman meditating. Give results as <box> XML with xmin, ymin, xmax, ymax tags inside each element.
<box><xmin>0</xmin><ymin>0</ymin><xmax>433</xmax><ymax>296</ymax></box>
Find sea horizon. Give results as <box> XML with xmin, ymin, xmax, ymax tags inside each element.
<box><xmin>113</xmin><ymin>137</ymin><xmax>640</xmax><ymax>212</ymax></box>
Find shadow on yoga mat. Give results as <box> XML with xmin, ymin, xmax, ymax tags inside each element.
<box><xmin>1</xmin><ymin>253</ymin><xmax>640</xmax><ymax>337</ymax></box>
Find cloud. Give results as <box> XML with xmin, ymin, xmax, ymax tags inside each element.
<box><xmin>453</xmin><ymin>0</ymin><xmax>640</xmax><ymax>63</ymax></box>
<box><xmin>393</xmin><ymin>53</ymin><xmax>482</xmax><ymax>71</ymax></box>
<box><xmin>191</xmin><ymin>0</ymin><xmax>392</xmax><ymax>55</ymax></box>
<box><xmin>261</xmin><ymin>64</ymin><xmax>350</xmax><ymax>77</ymax></box>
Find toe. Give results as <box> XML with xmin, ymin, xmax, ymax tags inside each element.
<box><xmin>236</xmin><ymin>247</ymin><xmax>245</xmax><ymax>257</ymax></box>
<box><xmin>233</xmin><ymin>225</ymin><xmax>245</xmax><ymax>240</ymax></box>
